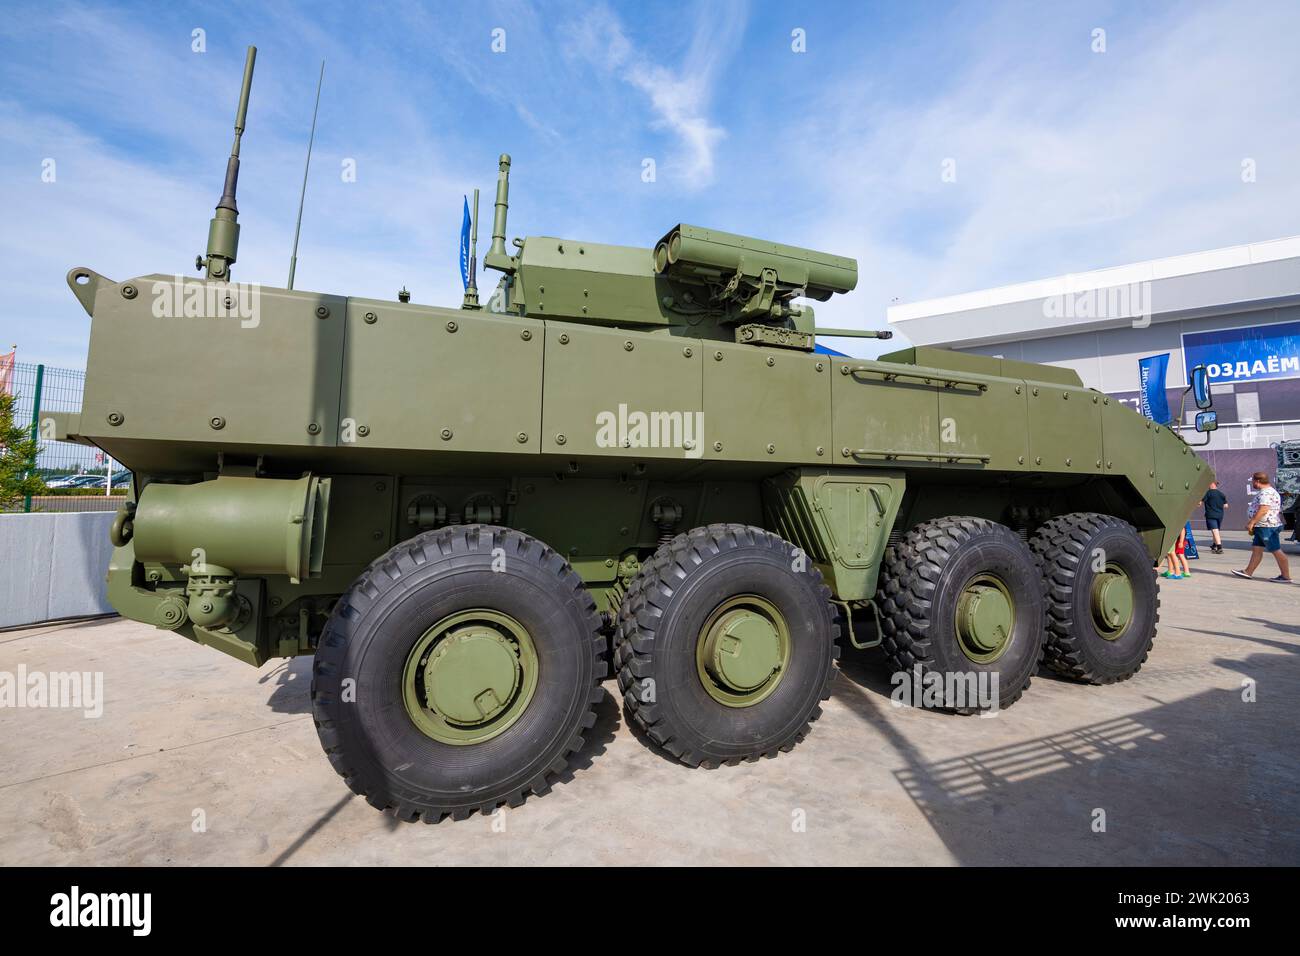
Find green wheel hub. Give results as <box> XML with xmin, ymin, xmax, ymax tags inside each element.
<box><xmin>1090</xmin><ymin>564</ymin><xmax>1134</xmax><ymax>640</ymax></box>
<box><xmin>695</xmin><ymin>594</ymin><xmax>790</xmax><ymax>707</ymax></box>
<box><xmin>955</xmin><ymin>573</ymin><xmax>1015</xmax><ymax>663</ymax></box>
<box><xmin>402</xmin><ymin>609</ymin><xmax>538</xmax><ymax>745</ymax></box>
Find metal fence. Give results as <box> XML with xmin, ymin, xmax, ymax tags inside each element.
<box><xmin>3</xmin><ymin>361</ymin><xmax>126</xmax><ymax>513</ymax></box>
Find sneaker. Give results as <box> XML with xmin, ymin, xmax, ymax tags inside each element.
<box><xmin>1230</xmin><ymin>569</ymin><xmax>1253</xmax><ymax>579</ymax></box>
<box><xmin>1271</xmin><ymin>576</ymin><xmax>1294</xmax><ymax>583</ymax></box>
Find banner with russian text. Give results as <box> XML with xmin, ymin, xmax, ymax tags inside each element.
<box><xmin>1182</xmin><ymin>319</ymin><xmax>1300</xmax><ymax>384</ymax></box>
<box><xmin>1137</xmin><ymin>352</ymin><xmax>1171</xmax><ymax>424</ymax></box>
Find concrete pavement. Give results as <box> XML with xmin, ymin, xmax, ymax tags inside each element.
<box><xmin>1</xmin><ymin>530</ymin><xmax>1296</xmax><ymax>866</ymax></box>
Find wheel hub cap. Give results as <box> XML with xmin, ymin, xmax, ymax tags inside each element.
<box><xmin>424</xmin><ymin>626</ymin><xmax>521</xmax><ymax>724</ymax></box>
<box><xmin>956</xmin><ymin>575</ymin><xmax>1014</xmax><ymax>662</ymax></box>
<box><xmin>1091</xmin><ymin>567</ymin><xmax>1134</xmax><ymax>639</ymax></box>
<box><xmin>703</xmin><ymin>610</ymin><xmax>781</xmax><ymax>691</ymax></box>
<box><xmin>696</xmin><ymin>595</ymin><xmax>790</xmax><ymax>707</ymax></box>
<box><xmin>402</xmin><ymin>609</ymin><xmax>538</xmax><ymax>745</ymax></box>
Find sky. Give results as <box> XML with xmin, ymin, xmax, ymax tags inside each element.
<box><xmin>1</xmin><ymin>0</ymin><xmax>1298</xmax><ymax>368</ymax></box>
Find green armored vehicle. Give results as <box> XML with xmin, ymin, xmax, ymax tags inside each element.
<box><xmin>52</xmin><ymin>50</ymin><xmax>1217</xmax><ymax>821</ymax></box>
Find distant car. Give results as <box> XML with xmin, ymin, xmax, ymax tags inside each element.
<box><xmin>78</xmin><ymin>473</ymin><xmax>132</xmax><ymax>490</ymax></box>
<box><xmin>44</xmin><ymin>474</ymin><xmax>106</xmax><ymax>489</ymax></box>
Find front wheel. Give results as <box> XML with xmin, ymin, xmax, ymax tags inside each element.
<box><xmin>1030</xmin><ymin>513</ymin><xmax>1158</xmax><ymax>684</ymax></box>
<box><xmin>311</xmin><ymin>525</ymin><xmax>604</xmax><ymax>822</ymax></box>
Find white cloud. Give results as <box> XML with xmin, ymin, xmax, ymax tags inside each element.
<box><xmin>798</xmin><ymin>2</ymin><xmax>1300</xmax><ymax>354</ymax></box>
<box><xmin>568</xmin><ymin>2</ymin><xmax>740</xmax><ymax>188</ymax></box>
<box><xmin>3</xmin><ymin>0</ymin><xmax>1298</xmax><ymax>370</ymax></box>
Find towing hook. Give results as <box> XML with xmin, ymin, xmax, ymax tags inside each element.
<box><xmin>110</xmin><ymin>500</ymin><xmax>137</xmax><ymax>548</ymax></box>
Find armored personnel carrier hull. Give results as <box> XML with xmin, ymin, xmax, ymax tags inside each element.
<box><xmin>50</xmin><ymin>48</ymin><xmax>1216</xmax><ymax>821</ymax></box>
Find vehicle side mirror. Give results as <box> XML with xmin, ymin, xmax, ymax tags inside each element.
<box><xmin>1195</xmin><ymin>410</ymin><xmax>1218</xmax><ymax>433</ymax></box>
<box><xmin>1190</xmin><ymin>365</ymin><xmax>1212</xmax><ymax>410</ymax></box>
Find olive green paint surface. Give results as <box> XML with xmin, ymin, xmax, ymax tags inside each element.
<box><xmin>50</xmin><ymin>66</ymin><xmax>1212</xmax><ymax>666</ymax></box>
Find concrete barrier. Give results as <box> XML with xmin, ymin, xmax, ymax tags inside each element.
<box><xmin>0</xmin><ymin>512</ymin><xmax>115</xmax><ymax>628</ymax></box>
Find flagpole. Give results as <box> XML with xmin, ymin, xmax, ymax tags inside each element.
<box><xmin>462</xmin><ymin>190</ymin><xmax>480</xmax><ymax>309</ymax></box>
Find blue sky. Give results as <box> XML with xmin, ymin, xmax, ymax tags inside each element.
<box><xmin>2</xmin><ymin>0</ymin><xmax>1298</xmax><ymax>367</ymax></box>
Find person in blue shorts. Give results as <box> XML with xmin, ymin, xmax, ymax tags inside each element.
<box><xmin>1231</xmin><ymin>472</ymin><xmax>1292</xmax><ymax>583</ymax></box>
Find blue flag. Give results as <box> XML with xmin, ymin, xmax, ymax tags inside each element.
<box><xmin>459</xmin><ymin>197</ymin><xmax>471</xmax><ymax>290</ymax></box>
<box><xmin>1137</xmin><ymin>353</ymin><xmax>1171</xmax><ymax>424</ymax></box>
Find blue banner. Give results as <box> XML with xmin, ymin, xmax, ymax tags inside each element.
<box><xmin>459</xmin><ymin>197</ymin><xmax>471</xmax><ymax>290</ymax></box>
<box><xmin>1183</xmin><ymin>319</ymin><xmax>1300</xmax><ymax>384</ymax></box>
<box><xmin>1138</xmin><ymin>353</ymin><xmax>1171</xmax><ymax>424</ymax></box>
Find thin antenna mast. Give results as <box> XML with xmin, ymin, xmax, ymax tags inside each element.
<box><xmin>287</xmin><ymin>60</ymin><xmax>325</xmax><ymax>290</ymax></box>
<box><xmin>462</xmin><ymin>188</ymin><xmax>480</xmax><ymax>309</ymax></box>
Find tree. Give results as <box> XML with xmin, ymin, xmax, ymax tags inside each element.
<box><xmin>0</xmin><ymin>390</ymin><xmax>44</xmax><ymax>510</ymax></box>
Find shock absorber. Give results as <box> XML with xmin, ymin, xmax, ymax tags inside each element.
<box><xmin>651</xmin><ymin>499</ymin><xmax>684</xmax><ymax>547</ymax></box>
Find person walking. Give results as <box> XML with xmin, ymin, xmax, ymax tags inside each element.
<box><xmin>1202</xmin><ymin>481</ymin><xmax>1227</xmax><ymax>554</ymax></box>
<box><xmin>1231</xmin><ymin>471</ymin><xmax>1292</xmax><ymax>582</ymax></box>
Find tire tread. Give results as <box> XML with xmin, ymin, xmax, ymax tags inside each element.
<box><xmin>310</xmin><ymin>524</ymin><xmax>604</xmax><ymax>823</ymax></box>
<box><xmin>613</xmin><ymin>523</ymin><xmax>839</xmax><ymax>766</ymax></box>
<box><xmin>876</xmin><ymin>515</ymin><xmax>1043</xmax><ymax>713</ymax></box>
<box><xmin>1029</xmin><ymin>512</ymin><xmax>1158</xmax><ymax>684</ymax></box>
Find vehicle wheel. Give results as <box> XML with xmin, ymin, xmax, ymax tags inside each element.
<box><xmin>876</xmin><ymin>516</ymin><xmax>1044</xmax><ymax>713</ymax></box>
<box><xmin>614</xmin><ymin>524</ymin><xmax>838</xmax><ymax>767</ymax></box>
<box><xmin>1029</xmin><ymin>513</ymin><xmax>1158</xmax><ymax>684</ymax></box>
<box><xmin>311</xmin><ymin>525</ymin><xmax>604</xmax><ymax>822</ymax></box>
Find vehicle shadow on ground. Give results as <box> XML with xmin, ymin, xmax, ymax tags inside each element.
<box><xmin>260</xmin><ymin>655</ymin><xmax>314</xmax><ymax>715</ymax></box>
<box><xmin>833</xmin><ymin>647</ymin><xmax>1299</xmax><ymax>865</ymax></box>
<box><xmin>266</xmin><ymin>686</ymin><xmax>621</xmax><ymax>860</ymax></box>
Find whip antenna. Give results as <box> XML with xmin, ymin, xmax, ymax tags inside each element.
<box><xmin>288</xmin><ymin>60</ymin><xmax>325</xmax><ymax>290</ymax></box>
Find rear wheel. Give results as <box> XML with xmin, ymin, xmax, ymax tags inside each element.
<box><xmin>614</xmin><ymin>524</ymin><xmax>838</xmax><ymax>767</ymax></box>
<box><xmin>876</xmin><ymin>516</ymin><xmax>1045</xmax><ymax>713</ymax></box>
<box><xmin>311</xmin><ymin>525</ymin><xmax>604</xmax><ymax>822</ymax></box>
<box><xmin>1030</xmin><ymin>513</ymin><xmax>1158</xmax><ymax>684</ymax></box>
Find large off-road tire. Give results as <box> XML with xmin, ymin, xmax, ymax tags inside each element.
<box><xmin>311</xmin><ymin>525</ymin><xmax>604</xmax><ymax>822</ymax></box>
<box><xmin>877</xmin><ymin>516</ymin><xmax>1045</xmax><ymax>713</ymax></box>
<box><xmin>614</xmin><ymin>524</ymin><xmax>838</xmax><ymax>768</ymax></box>
<box><xmin>1029</xmin><ymin>513</ymin><xmax>1158</xmax><ymax>684</ymax></box>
